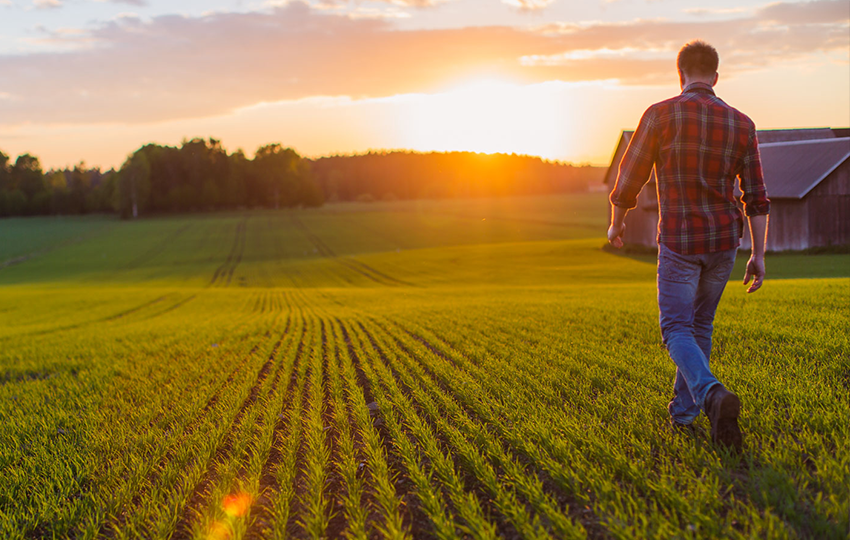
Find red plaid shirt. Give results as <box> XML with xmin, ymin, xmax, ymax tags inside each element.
<box><xmin>610</xmin><ymin>82</ymin><xmax>770</xmax><ymax>254</ymax></box>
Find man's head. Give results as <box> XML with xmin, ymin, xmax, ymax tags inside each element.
<box><xmin>677</xmin><ymin>40</ymin><xmax>719</xmax><ymax>89</ymax></box>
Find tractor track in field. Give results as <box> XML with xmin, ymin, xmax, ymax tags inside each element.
<box><xmin>141</xmin><ymin>294</ymin><xmax>197</xmax><ymax>319</ymax></box>
<box><xmin>173</xmin><ymin>327</ymin><xmax>289</xmax><ymax>539</ymax></box>
<box><xmin>0</xmin><ymin>224</ymin><xmax>112</xmax><ymax>271</ymax></box>
<box><xmin>8</xmin><ymin>292</ymin><xmax>204</xmax><ymax>344</ymax></box>
<box><xmin>384</xmin><ymin>321</ymin><xmax>608</xmax><ymax>538</ymax></box>
<box><xmin>338</xmin><ymin>320</ymin><xmax>436</xmax><ymax>540</ymax></box>
<box><xmin>244</xmin><ymin>316</ymin><xmax>308</xmax><ymax>540</ymax></box>
<box><xmin>210</xmin><ymin>217</ymin><xmax>247</xmax><ymax>286</ymax></box>
<box><xmin>7</xmin><ymin>294</ymin><xmax>174</xmax><ymax>340</ymax></box>
<box><xmin>102</xmin><ymin>326</ymin><xmax>278</xmax><ymax>538</ymax></box>
<box><xmin>117</xmin><ymin>223</ymin><xmax>193</xmax><ymax>273</ymax></box>
<box><xmin>290</xmin><ymin>215</ymin><xmax>413</xmax><ymax>287</ymax></box>
<box><xmin>97</xmin><ymin>312</ymin><xmax>286</xmax><ymax>538</ymax></box>
<box><xmin>101</xmin><ymin>295</ymin><xmax>176</xmax><ymax>321</ymax></box>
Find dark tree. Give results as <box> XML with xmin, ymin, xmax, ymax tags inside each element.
<box><xmin>116</xmin><ymin>151</ymin><xmax>151</xmax><ymax>219</ymax></box>
<box><xmin>11</xmin><ymin>154</ymin><xmax>47</xmax><ymax>214</ymax></box>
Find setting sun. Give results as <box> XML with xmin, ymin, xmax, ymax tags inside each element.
<box><xmin>398</xmin><ymin>80</ymin><xmax>573</xmax><ymax>159</ymax></box>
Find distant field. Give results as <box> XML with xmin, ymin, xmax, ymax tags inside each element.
<box><xmin>0</xmin><ymin>192</ymin><xmax>847</xmax><ymax>540</ymax></box>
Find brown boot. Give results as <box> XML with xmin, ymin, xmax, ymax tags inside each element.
<box><xmin>704</xmin><ymin>385</ymin><xmax>742</xmax><ymax>452</ymax></box>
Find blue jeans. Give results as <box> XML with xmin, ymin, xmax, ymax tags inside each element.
<box><xmin>658</xmin><ymin>243</ymin><xmax>737</xmax><ymax>425</ymax></box>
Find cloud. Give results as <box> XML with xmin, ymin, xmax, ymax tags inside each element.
<box><xmin>757</xmin><ymin>0</ymin><xmax>849</xmax><ymax>24</ymax></box>
<box><xmin>503</xmin><ymin>0</ymin><xmax>556</xmax><ymax>12</ymax></box>
<box><xmin>301</xmin><ymin>0</ymin><xmax>441</xmax><ymax>7</ymax></box>
<box><xmin>33</xmin><ymin>0</ymin><xmax>61</xmax><ymax>8</ymax></box>
<box><xmin>0</xmin><ymin>0</ymin><xmax>846</xmax><ymax>125</ymax></box>
<box><xmin>684</xmin><ymin>7</ymin><xmax>749</xmax><ymax>16</ymax></box>
<box><xmin>107</xmin><ymin>0</ymin><xmax>148</xmax><ymax>5</ymax></box>
<box><xmin>387</xmin><ymin>0</ymin><xmax>442</xmax><ymax>6</ymax></box>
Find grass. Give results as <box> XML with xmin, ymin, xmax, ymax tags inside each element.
<box><xmin>0</xmin><ymin>192</ymin><xmax>847</xmax><ymax>539</ymax></box>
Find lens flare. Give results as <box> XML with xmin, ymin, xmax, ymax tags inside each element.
<box><xmin>206</xmin><ymin>521</ymin><xmax>231</xmax><ymax>540</ymax></box>
<box><xmin>205</xmin><ymin>492</ymin><xmax>253</xmax><ymax>540</ymax></box>
<box><xmin>222</xmin><ymin>492</ymin><xmax>252</xmax><ymax>518</ymax></box>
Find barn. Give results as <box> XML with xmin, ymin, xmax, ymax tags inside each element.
<box><xmin>604</xmin><ymin>128</ymin><xmax>850</xmax><ymax>252</ymax></box>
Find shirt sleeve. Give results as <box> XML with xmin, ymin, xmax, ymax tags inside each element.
<box><xmin>739</xmin><ymin>126</ymin><xmax>770</xmax><ymax>216</ymax></box>
<box><xmin>610</xmin><ymin>106</ymin><xmax>659</xmax><ymax>210</ymax></box>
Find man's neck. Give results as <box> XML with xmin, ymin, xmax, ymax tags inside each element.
<box><xmin>683</xmin><ymin>79</ymin><xmax>714</xmax><ymax>88</ymax></box>
<box><xmin>679</xmin><ymin>72</ymin><xmax>718</xmax><ymax>90</ymax></box>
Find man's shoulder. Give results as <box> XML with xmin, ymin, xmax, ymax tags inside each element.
<box><xmin>650</xmin><ymin>93</ymin><xmax>756</xmax><ymax>129</ymax></box>
<box><xmin>726</xmin><ymin>103</ymin><xmax>756</xmax><ymax>130</ymax></box>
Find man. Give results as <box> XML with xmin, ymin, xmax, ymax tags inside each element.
<box><xmin>607</xmin><ymin>40</ymin><xmax>770</xmax><ymax>451</ymax></box>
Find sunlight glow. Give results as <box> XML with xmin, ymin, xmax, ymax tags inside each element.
<box><xmin>398</xmin><ymin>79</ymin><xmax>573</xmax><ymax>159</ymax></box>
<box><xmin>222</xmin><ymin>492</ymin><xmax>252</xmax><ymax>518</ymax></box>
<box><xmin>520</xmin><ymin>47</ymin><xmax>673</xmax><ymax>66</ymax></box>
<box><xmin>205</xmin><ymin>492</ymin><xmax>253</xmax><ymax>540</ymax></box>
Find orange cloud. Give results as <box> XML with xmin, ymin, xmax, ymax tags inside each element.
<box><xmin>0</xmin><ymin>1</ymin><xmax>846</xmax><ymax>126</ymax></box>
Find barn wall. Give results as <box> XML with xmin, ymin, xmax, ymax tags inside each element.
<box><xmin>809</xmin><ymin>159</ymin><xmax>850</xmax><ymax>196</ymax></box>
<box><xmin>739</xmin><ymin>160</ymin><xmax>850</xmax><ymax>251</ymax></box>
<box><xmin>806</xmin><ymin>160</ymin><xmax>850</xmax><ymax>247</ymax></box>
<box><xmin>746</xmin><ymin>200</ymin><xmax>809</xmax><ymax>251</ymax></box>
<box><xmin>622</xmin><ymin>207</ymin><xmax>658</xmax><ymax>248</ymax></box>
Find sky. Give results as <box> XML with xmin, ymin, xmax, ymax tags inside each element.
<box><xmin>0</xmin><ymin>0</ymin><xmax>848</xmax><ymax>169</ymax></box>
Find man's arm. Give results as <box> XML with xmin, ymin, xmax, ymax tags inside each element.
<box><xmin>608</xmin><ymin>106</ymin><xmax>659</xmax><ymax>248</ymax></box>
<box><xmin>608</xmin><ymin>205</ymin><xmax>628</xmax><ymax>248</ymax></box>
<box><xmin>739</xmin><ymin>125</ymin><xmax>770</xmax><ymax>293</ymax></box>
<box><xmin>743</xmin><ymin>214</ymin><xmax>768</xmax><ymax>293</ymax></box>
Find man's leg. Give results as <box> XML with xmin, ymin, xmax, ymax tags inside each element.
<box><xmin>693</xmin><ymin>249</ymin><xmax>738</xmax><ymax>360</ymax></box>
<box><xmin>674</xmin><ymin>249</ymin><xmax>735</xmax><ymax>425</ymax></box>
<box><xmin>669</xmin><ymin>368</ymin><xmax>700</xmax><ymax>426</ymax></box>
<box><xmin>694</xmin><ymin>248</ymin><xmax>743</xmax><ymax>450</ymax></box>
<box><xmin>658</xmin><ymin>244</ymin><xmax>719</xmax><ymax>423</ymax></box>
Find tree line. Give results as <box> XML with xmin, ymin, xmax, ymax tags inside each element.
<box><xmin>0</xmin><ymin>142</ymin><xmax>602</xmax><ymax>219</ymax></box>
<box><xmin>0</xmin><ymin>139</ymin><xmax>322</xmax><ymax>219</ymax></box>
<box><xmin>311</xmin><ymin>151</ymin><xmax>602</xmax><ymax>201</ymax></box>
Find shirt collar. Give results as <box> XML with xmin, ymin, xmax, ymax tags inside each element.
<box><xmin>682</xmin><ymin>82</ymin><xmax>716</xmax><ymax>96</ymax></box>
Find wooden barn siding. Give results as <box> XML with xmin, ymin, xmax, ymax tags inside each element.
<box><xmin>740</xmin><ymin>160</ymin><xmax>849</xmax><ymax>251</ymax></box>
<box><xmin>807</xmin><ymin>159</ymin><xmax>850</xmax><ymax>247</ymax></box>
<box><xmin>622</xmin><ymin>207</ymin><xmax>658</xmax><ymax>248</ymax></box>
<box><xmin>741</xmin><ymin>200</ymin><xmax>808</xmax><ymax>251</ymax></box>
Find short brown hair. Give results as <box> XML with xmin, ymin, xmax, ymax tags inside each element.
<box><xmin>677</xmin><ymin>40</ymin><xmax>719</xmax><ymax>77</ymax></box>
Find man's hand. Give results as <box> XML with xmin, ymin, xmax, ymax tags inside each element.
<box><xmin>743</xmin><ymin>255</ymin><xmax>765</xmax><ymax>293</ymax></box>
<box><xmin>607</xmin><ymin>223</ymin><xmax>625</xmax><ymax>249</ymax></box>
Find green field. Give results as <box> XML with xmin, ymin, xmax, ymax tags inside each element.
<box><xmin>1</xmin><ymin>193</ymin><xmax>848</xmax><ymax>540</ymax></box>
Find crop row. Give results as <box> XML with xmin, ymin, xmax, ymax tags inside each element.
<box><xmin>2</xmin><ymin>279</ymin><xmax>847</xmax><ymax>539</ymax></box>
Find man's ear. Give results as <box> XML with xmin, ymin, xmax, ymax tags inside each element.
<box><xmin>678</xmin><ymin>70</ymin><xmax>685</xmax><ymax>89</ymax></box>
<box><xmin>712</xmin><ymin>72</ymin><xmax>719</xmax><ymax>87</ymax></box>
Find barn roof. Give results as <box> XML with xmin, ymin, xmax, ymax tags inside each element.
<box><xmin>757</xmin><ymin>128</ymin><xmax>837</xmax><ymax>143</ymax></box>
<box><xmin>759</xmin><ymin>138</ymin><xmax>850</xmax><ymax>199</ymax></box>
<box><xmin>605</xmin><ymin>127</ymin><xmax>850</xmax><ymax>199</ymax></box>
